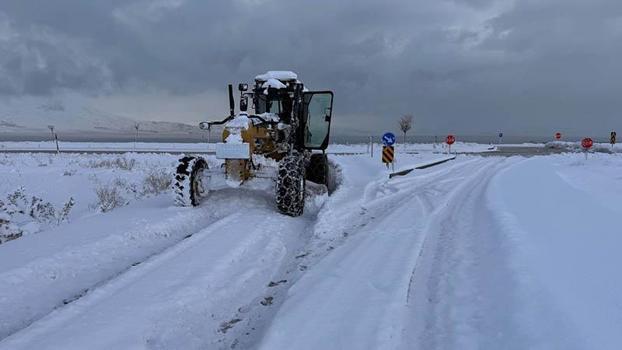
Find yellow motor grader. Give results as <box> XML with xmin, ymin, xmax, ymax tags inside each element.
<box><xmin>174</xmin><ymin>71</ymin><xmax>334</xmax><ymax>216</ymax></box>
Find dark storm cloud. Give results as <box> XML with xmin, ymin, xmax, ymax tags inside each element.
<box><xmin>1</xmin><ymin>0</ymin><xmax>622</xmax><ymax>135</ymax></box>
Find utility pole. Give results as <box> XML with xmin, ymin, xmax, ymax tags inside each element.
<box><xmin>134</xmin><ymin>123</ymin><xmax>140</xmax><ymax>150</ymax></box>
<box><xmin>48</xmin><ymin>125</ymin><xmax>60</xmax><ymax>154</ymax></box>
<box><xmin>370</xmin><ymin>136</ymin><xmax>374</xmax><ymax>158</ymax></box>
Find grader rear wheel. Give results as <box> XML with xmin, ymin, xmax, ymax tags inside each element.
<box><xmin>306</xmin><ymin>153</ymin><xmax>328</xmax><ymax>186</ymax></box>
<box><xmin>174</xmin><ymin>156</ymin><xmax>208</xmax><ymax>207</ymax></box>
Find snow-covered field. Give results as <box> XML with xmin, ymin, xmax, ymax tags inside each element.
<box><xmin>0</xmin><ymin>145</ymin><xmax>621</xmax><ymax>349</ymax></box>
<box><xmin>546</xmin><ymin>140</ymin><xmax>622</xmax><ymax>153</ymax></box>
<box><xmin>0</xmin><ymin>140</ymin><xmax>498</xmax><ymax>154</ymax></box>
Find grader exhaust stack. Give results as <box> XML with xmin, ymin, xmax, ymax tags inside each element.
<box><xmin>228</xmin><ymin>84</ymin><xmax>235</xmax><ymax>118</ymax></box>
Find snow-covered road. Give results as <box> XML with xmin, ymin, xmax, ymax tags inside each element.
<box><xmin>258</xmin><ymin>157</ymin><xmax>523</xmax><ymax>349</ymax></box>
<box><xmin>1</xmin><ymin>150</ymin><xmax>621</xmax><ymax>349</ymax></box>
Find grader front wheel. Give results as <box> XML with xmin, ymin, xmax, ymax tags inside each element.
<box><xmin>275</xmin><ymin>151</ymin><xmax>306</xmax><ymax>217</ymax></box>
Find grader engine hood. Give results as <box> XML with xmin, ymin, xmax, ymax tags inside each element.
<box><xmin>217</xmin><ymin>114</ymin><xmax>251</xmax><ymax>160</ymax></box>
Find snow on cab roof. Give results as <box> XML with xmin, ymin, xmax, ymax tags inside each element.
<box><xmin>261</xmin><ymin>78</ymin><xmax>287</xmax><ymax>90</ymax></box>
<box><xmin>255</xmin><ymin>71</ymin><xmax>298</xmax><ymax>82</ymax></box>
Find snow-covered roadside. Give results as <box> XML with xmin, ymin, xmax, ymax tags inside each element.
<box><xmin>0</xmin><ymin>141</ymin><xmax>213</xmax><ymax>153</ymax></box>
<box><xmin>0</xmin><ymin>152</ymin><xmax>178</xmax><ymax>242</ymax></box>
<box><xmin>328</xmin><ymin>142</ymin><xmax>499</xmax><ymax>154</ymax></box>
<box><xmin>0</xmin><ymin>141</ymin><xmax>501</xmax><ymax>154</ymax></box>
<box><xmin>546</xmin><ymin>140</ymin><xmax>622</xmax><ymax>153</ymax></box>
<box><xmin>488</xmin><ymin>154</ymin><xmax>622</xmax><ymax>349</ymax></box>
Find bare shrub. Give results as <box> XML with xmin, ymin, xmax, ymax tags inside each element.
<box><xmin>29</xmin><ymin>196</ymin><xmax>57</xmax><ymax>223</ymax></box>
<box><xmin>113</xmin><ymin>177</ymin><xmax>140</xmax><ymax>199</ymax></box>
<box><xmin>114</xmin><ymin>157</ymin><xmax>136</xmax><ymax>171</ymax></box>
<box><xmin>0</xmin><ymin>189</ymin><xmax>75</xmax><ymax>243</ymax></box>
<box><xmin>4</xmin><ymin>188</ymin><xmax>76</xmax><ymax>223</ymax></box>
<box><xmin>0</xmin><ymin>156</ymin><xmax>13</xmax><ymax>166</ymax></box>
<box><xmin>7</xmin><ymin>187</ymin><xmax>28</xmax><ymax>215</ymax></box>
<box><xmin>142</xmin><ymin>168</ymin><xmax>172</xmax><ymax>195</ymax></box>
<box><xmin>88</xmin><ymin>157</ymin><xmax>136</xmax><ymax>171</ymax></box>
<box><xmin>0</xmin><ymin>212</ymin><xmax>22</xmax><ymax>244</ymax></box>
<box><xmin>57</xmin><ymin>197</ymin><xmax>75</xmax><ymax>224</ymax></box>
<box><xmin>94</xmin><ymin>184</ymin><xmax>128</xmax><ymax>213</ymax></box>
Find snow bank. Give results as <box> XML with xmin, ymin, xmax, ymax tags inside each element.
<box><xmin>488</xmin><ymin>153</ymin><xmax>622</xmax><ymax>349</ymax></box>
<box><xmin>546</xmin><ymin>140</ymin><xmax>620</xmax><ymax>153</ymax></box>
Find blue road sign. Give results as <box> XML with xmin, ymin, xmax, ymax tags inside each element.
<box><xmin>498</xmin><ymin>132</ymin><xmax>503</xmax><ymax>138</ymax></box>
<box><xmin>382</xmin><ymin>132</ymin><xmax>396</xmax><ymax>146</ymax></box>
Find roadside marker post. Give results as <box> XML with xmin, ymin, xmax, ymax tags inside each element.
<box><xmin>581</xmin><ymin>137</ymin><xmax>593</xmax><ymax>160</ymax></box>
<box><xmin>381</xmin><ymin>132</ymin><xmax>396</xmax><ymax>170</ymax></box>
<box><xmin>382</xmin><ymin>145</ymin><xmax>395</xmax><ymax>170</ymax></box>
<box><xmin>54</xmin><ymin>134</ymin><xmax>60</xmax><ymax>154</ymax></box>
<box><xmin>611</xmin><ymin>131</ymin><xmax>616</xmax><ymax>150</ymax></box>
<box><xmin>446</xmin><ymin>134</ymin><xmax>456</xmax><ymax>154</ymax></box>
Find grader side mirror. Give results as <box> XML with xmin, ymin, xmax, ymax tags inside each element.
<box><xmin>240</xmin><ymin>95</ymin><xmax>249</xmax><ymax>112</ymax></box>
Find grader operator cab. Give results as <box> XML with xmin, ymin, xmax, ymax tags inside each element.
<box><xmin>174</xmin><ymin>71</ymin><xmax>334</xmax><ymax>216</ymax></box>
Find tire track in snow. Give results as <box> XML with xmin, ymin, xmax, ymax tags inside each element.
<box><xmin>0</xmin><ymin>188</ymin><xmax>277</xmax><ymax>341</ymax></box>
<box><xmin>223</xmin><ymin>157</ymin><xmax>490</xmax><ymax>349</ymax></box>
<box><xmin>255</xmin><ymin>157</ymin><xmax>499</xmax><ymax>349</ymax></box>
<box><xmin>403</xmin><ymin>157</ymin><xmax>526</xmax><ymax>349</ymax></box>
<box><xmin>0</xmin><ymin>204</ymin><xmax>314</xmax><ymax>350</ymax></box>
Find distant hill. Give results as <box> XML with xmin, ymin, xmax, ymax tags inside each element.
<box><xmin>0</xmin><ymin>96</ymin><xmax>198</xmax><ymax>137</ymax></box>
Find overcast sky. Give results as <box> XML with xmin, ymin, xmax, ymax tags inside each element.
<box><xmin>1</xmin><ymin>0</ymin><xmax>622</xmax><ymax>136</ymax></box>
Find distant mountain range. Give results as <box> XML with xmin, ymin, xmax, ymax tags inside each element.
<box><xmin>0</xmin><ymin>96</ymin><xmax>198</xmax><ymax>137</ymax></box>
